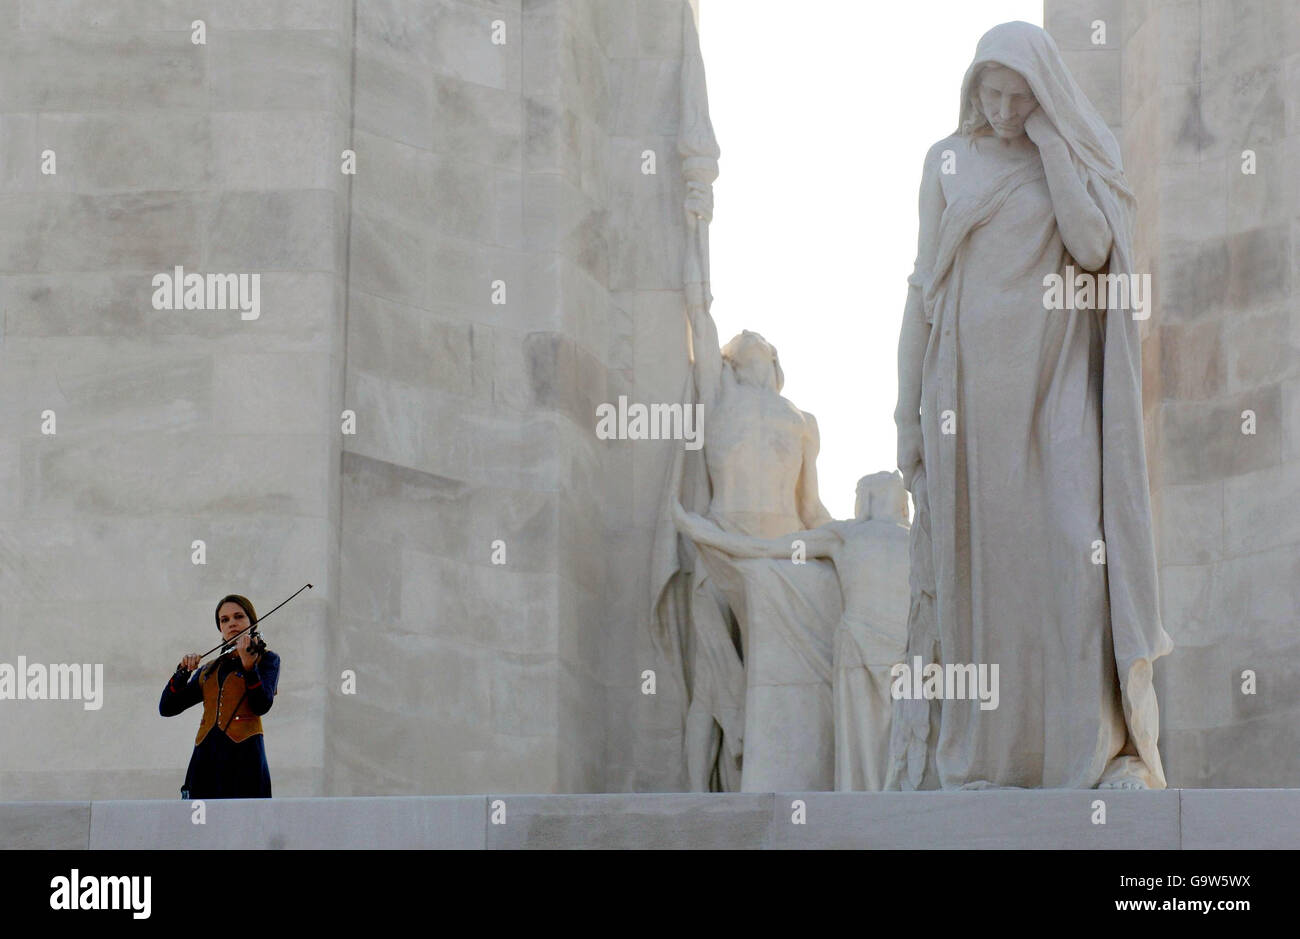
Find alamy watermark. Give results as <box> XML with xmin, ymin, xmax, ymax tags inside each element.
<box><xmin>595</xmin><ymin>395</ymin><xmax>703</xmax><ymax>450</ymax></box>
<box><xmin>890</xmin><ymin>656</ymin><xmax>999</xmax><ymax>710</ymax></box>
<box><xmin>1042</xmin><ymin>265</ymin><xmax>1150</xmax><ymax>320</ymax></box>
<box><xmin>0</xmin><ymin>658</ymin><xmax>103</xmax><ymax>710</ymax></box>
<box><xmin>151</xmin><ymin>265</ymin><xmax>261</xmax><ymax>321</ymax></box>
<box><xmin>50</xmin><ymin>870</ymin><xmax>150</xmax><ymax>919</ymax></box>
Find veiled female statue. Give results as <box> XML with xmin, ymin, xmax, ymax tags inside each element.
<box><xmin>891</xmin><ymin>22</ymin><xmax>1173</xmax><ymax>791</ymax></box>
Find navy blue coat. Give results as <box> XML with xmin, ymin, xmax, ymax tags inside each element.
<box><xmin>159</xmin><ymin>650</ymin><xmax>281</xmax><ymax>799</ymax></box>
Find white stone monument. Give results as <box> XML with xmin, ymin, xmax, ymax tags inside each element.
<box><xmin>892</xmin><ymin>21</ymin><xmax>1170</xmax><ymax>791</ymax></box>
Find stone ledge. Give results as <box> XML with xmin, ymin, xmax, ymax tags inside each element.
<box><xmin>87</xmin><ymin>796</ymin><xmax>486</xmax><ymax>850</ymax></box>
<box><xmin>0</xmin><ymin>790</ymin><xmax>1295</xmax><ymax>849</ymax></box>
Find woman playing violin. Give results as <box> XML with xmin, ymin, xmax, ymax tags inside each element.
<box><xmin>159</xmin><ymin>594</ymin><xmax>281</xmax><ymax>798</ymax></box>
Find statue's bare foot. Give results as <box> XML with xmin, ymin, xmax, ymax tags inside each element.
<box><xmin>1099</xmin><ymin>755</ymin><xmax>1154</xmax><ymax>790</ymax></box>
<box><xmin>1097</xmin><ymin>775</ymin><xmax>1149</xmax><ymax>790</ymax></box>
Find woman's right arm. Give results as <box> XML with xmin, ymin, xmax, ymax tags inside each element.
<box><xmin>895</xmin><ymin>141</ymin><xmax>946</xmax><ymax>489</ymax></box>
<box><xmin>159</xmin><ymin>660</ymin><xmax>203</xmax><ymax>717</ymax></box>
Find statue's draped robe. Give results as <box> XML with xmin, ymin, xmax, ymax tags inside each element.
<box><xmin>652</xmin><ymin>377</ymin><xmax>747</xmax><ymax>792</ymax></box>
<box><xmin>693</xmin><ymin>543</ymin><xmax>840</xmax><ymax>792</ymax></box>
<box><xmin>833</xmin><ymin>520</ymin><xmax>910</xmax><ymax>792</ymax></box>
<box><xmin>890</xmin><ymin>22</ymin><xmax>1173</xmax><ymax>790</ymax></box>
<box><xmin>652</xmin><ymin>384</ymin><xmax>841</xmax><ymax>792</ymax></box>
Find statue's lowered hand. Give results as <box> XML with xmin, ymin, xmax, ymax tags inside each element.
<box><xmin>897</xmin><ymin>423</ymin><xmax>924</xmax><ymax>493</ymax></box>
<box><xmin>684</xmin><ymin>181</ymin><xmax>713</xmax><ymax>224</ymax></box>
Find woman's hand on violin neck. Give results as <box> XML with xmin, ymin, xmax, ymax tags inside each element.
<box><xmin>177</xmin><ymin>653</ymin><xmax>201</xmax><ymax>673</ymax></box>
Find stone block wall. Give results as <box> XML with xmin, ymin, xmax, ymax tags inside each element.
<box><xmin>0</xmin><ymin>0</ymin><xmax>352</xmax><ymax>800</ymax></box>
<box><xmin>0</xmin><ymin>0</ymin><xmax>709</xmax><ymax>799</ymax></box>
<box><xmin>331</xmin><ymin>0</ymin><xmax>703</xmax><ymax>795</ymax></box>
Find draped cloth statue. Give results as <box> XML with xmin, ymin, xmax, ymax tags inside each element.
<box><xmin>654</xmin><ymin>325</ymin><xmax>833</xmax><ymax>791</ymax></box>
<box><xmin>673</xmin><ymin>472</ymin><xmax>910</xmax><ymax>792</ymax></box>
<box><xmin>890</xmin><ymin>22</ymin><xmax>1173</xmax><ymax>791</ymax></box>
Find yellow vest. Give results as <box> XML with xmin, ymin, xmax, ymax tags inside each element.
<box><xmin>195</xmin><ymin>656</ymin><xmax>264</xmax><ymax>745</ymax></box>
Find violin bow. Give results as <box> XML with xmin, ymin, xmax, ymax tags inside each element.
<box><xmin>191</xmin><ymin>582</ymin><xmax>313</xmax><ymax>667</ymax></box>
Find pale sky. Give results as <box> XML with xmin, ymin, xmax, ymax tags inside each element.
<box><xmin>698</xmin><ymin>0</ymin><xmax>1043</xmax><ymax>519</ymax></box>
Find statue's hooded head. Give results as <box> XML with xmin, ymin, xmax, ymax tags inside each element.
<box><xmin>955</xmin><ymin>21</ymin><xmax>1136</xmax><ymax>294</ymax></box>
<box><xmin>721</xmin><ymin>330</ymin><xmax>783</xmax><ymax>393</ymax></box>
<box><xmin>958</xmin><ymin>22</ymin><xmax>1128</xmax><ymax>199</ymax></box>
